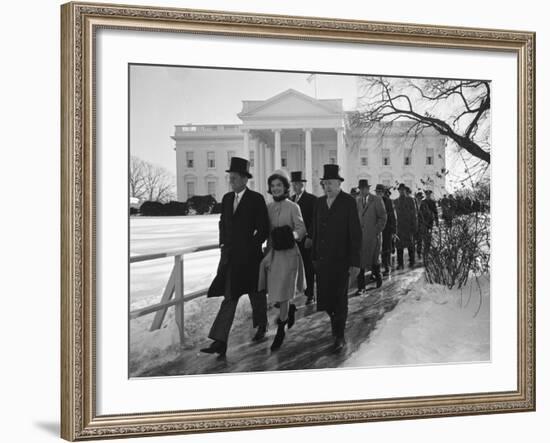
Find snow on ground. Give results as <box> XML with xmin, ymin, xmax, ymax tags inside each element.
<box><xmin>130</xmin><ymin>215</ymin><xmax>225</xmax><ymax>374</ymax></box>
<box><xmin>342</xmin><ymin>274</ymin><xmax>490</xmax><ymax>368</ymax></box>
<box><xmin>129</xmin><ymin>215</ymin><xmax>491</xmax><ymax>375</ymax></box>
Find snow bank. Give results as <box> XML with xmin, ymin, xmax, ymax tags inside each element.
<box><xmin>343</xmin><ymin>275</ymin><xmax>490</xmax><ymax>368</ymax></box>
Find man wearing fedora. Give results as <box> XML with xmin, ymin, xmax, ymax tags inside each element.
<box><xmin>290</xmin><ymin>171</ymin><xmax>317</xmax><ymax>305</ymax></box>
<box><xmin>201</xmin><ymin>157</ymin><xmax>270</xmax><ymax>357</ymax></box>
<box><xmin>311</xmin><ymin>164</ymin><xmax>361</xmax><ymax>352</ymax></box>
<box><xmin>375</xmin><ymin>184</ymin><xmax>397</xmax><ymax>276</ymax></box>
<box><xmin>355</xmin><ymin>179</ymin><xmax>387</xmax><ymax>291</ymax></box>
<box><xmin>393</xmin><ymin>183</ymin><xmax>418</xmax><ymax>270</ymax></box>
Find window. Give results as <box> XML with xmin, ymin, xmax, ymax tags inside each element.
<box><xmin>227</xmin><ymin>150</ymin><xmax>236</xmax><ymax>167</ymax></box>
<box><xmin>187</xmin><ymin>181</ymin><xmax>195</xmax><ymax>198</ymax></box>
<box><xmin>207</xmin><ymin>181</ymin><xmax>216</xmax><ymax>198</ymax></box>
<box><xmin>360</xmin><ymin>149</ymin><xmax>368</xmax><ymax>167</ymax></box>
<box><xmin>404</xmin><ymin>149</ymin><xmax>412</xmax><ymax>166</ymax></box>
<box><xmin>281</xmin><ymin>150</ymin><xmax>288</xmax><ymax>168</ymax></box>
<box><xmin>382</xmin><ymin>149</ymin><xmax>390</xmax><ymax>166</ymax></box>
<box><xmin>186</xmin><ymin>151</ymin><xmax>194</xmax><ymax>168</ymax></box>
<box><xmin>329</xmin><ymin>150</ymin><xmax>337</xmax><ymax>165</ymax></box>
<box><xmin>249</xmin><ymin>150</ymin><xmax>255</xmax><ymax>168</ymax></box>
<box><xmin>426</xmin><ymin>148</ymin><xmax>434</xmax><ymax>165</ymax></box>
<box><xmin>207</xmin><ymin>151</ymin><xmax>215</xmax><ymax>169</ymax></box>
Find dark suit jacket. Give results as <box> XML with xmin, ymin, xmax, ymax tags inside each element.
<box><xmin>207</xmin><ymin>187</ymin><xmax>269</xmax><ymax>298</ymax></box>
<box><xmin>291</xmin><ymin>191</ymin><xmax>317</xmax><ymax>239</ymax></box>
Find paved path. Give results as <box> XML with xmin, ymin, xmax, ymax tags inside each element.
<box><xmin>136</xmin><ymin>265</ymin><xmax>425</xmax><ymax>377</ymax></box>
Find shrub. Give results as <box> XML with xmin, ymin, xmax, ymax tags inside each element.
<box><xmin>164</xmin><ymin>200</ymin><xmax>189</xmax><ymax>216</ymax></box>
<box><xmin>424</xmin><ymin>211</ymin><xmax>490</xmax><ymax>289</ymax></box>
<box><xmin>139</xmin><ymin>201</ymin><xmax>165</xmax><ymax>216</ymax></box>
<box><xmin>187</xmin><ymin>195</ymin><xmax>217</xmax><ymax>215</ymax></box>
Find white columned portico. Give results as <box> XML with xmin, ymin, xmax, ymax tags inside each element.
<box><xmin>336</xmin><ymin>127</ymin><xmax>346</xmax><ymax>188</ymax></box>
<box><xmin>304</xmin><ymin>128</ymin><xmax>313</xmax><ymax>191</ymax></box>
<box><xmin>273</xmin><ymin>129</ymin><xmax>282</xmax><ymax>170</ymax></box>
<box><xmin>242</xmin><ymin>129</ymin><xmax>250</xmax><ymax>160</ymax></box>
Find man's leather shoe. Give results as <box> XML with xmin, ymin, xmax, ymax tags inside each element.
<box><xmin>333</xmin><ymin>336</ymin><xmax>346</xmax><ymax>353</ymax></box>
<box><xmin>200</xmin><ymin>340</ymin><xmax>227</xmax><ymax>356</ymax></box>
<box><xmin>252</xmin><ymin>325</ymin><xmax>267</xmax><ymax>341</ymax></box>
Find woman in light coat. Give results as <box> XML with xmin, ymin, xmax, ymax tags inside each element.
<box><xmin>258</xmin><ymin>170</ymin><xmax>306</xmax><ymax>351</ymax></box>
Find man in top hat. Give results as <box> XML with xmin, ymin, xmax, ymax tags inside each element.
<box><xmin>375</xmin><ymin>184</ymin><xmax>397</xmax><ymax>276</ymax></box>
<box><xmin>393</xmin><ymin>183</ymin><xmax>418</xmax><ymax>269</ymax></box>
<box><xmin>311</xmin><ymin>164</ymin><xmax>361</xmax><ymax>352</ymax></box>
<box><xmin>355</xmin><ymin>179</ymin><xmax>387</xmax><ymax>291</ymax></box>
<box><xmin>418</xmin><ymin>189</ymin><xmax>439</xmax><ymax>258</ymax></box>
<box><xmin>201</xmin><ymin>157</ymin><xmax>270</xmax><ymax>357</ymax></box>
<box><xmin>290</xmin><ymin>171</ymin><xmax>317</xmax><ymax>305</ymax></box>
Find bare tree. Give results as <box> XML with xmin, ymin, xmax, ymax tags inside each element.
<box><xmin>350</xmin><ymin>77</ymin><xmax>491</xmax><ymax>164</ymax></box>
<box><xmin>129</xmin><ymin>156</ymin><xmax>175</xmax><ymax>202</ymax></box>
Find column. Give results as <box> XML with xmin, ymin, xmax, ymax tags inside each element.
<box><xmin>304</xmin><ymin>128</ymin><xmax>313</xmax><ymax>192</ymax></box>
<box><xmin>257</xmin><ymin>141</ymin><xmax>264</xmax><ymax>194</ymax></box>
<box><xmin>336</xmin><ymin>127</ymin><xmax>346</xmax><ymax>190</ymax></box>
<box><xmin>242</xmin><ymin>129</ymin><xmax>250</xmax><ymax>160</ymax></box>
<box><xmin>273</xmin><ymin>129</ymin><xmax>282</xmax><ymax>170</ymax></box>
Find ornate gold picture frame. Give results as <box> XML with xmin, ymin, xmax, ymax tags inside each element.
<box><xmin>61</xmin><ymin>1</ymin><xmax>535</xmax><ymax>440</ymax></box>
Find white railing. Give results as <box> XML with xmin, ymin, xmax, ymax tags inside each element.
<box><xmin>129</xmin><ymin>243</ymin><xmax>219</xmax><ymax>344</ymax></box>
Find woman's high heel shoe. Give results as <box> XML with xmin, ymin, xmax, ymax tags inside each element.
<box><xmin>287</xmin><ymin>303</ymin><xmax>297</xmax><ymax>329</ymax></box>
<box><xmin>270</xmin><ymin>319</ymin><xmax>287</xmax><ymax>351</ymax></box>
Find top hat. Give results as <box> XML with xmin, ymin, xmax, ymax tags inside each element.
<box><xmin>320</xmin><ymin>164</ymin><xmax>344</xmax><ymax>182</ymax></box>
<box><xmin>358</xmin><ymin>179</ymin><xmax>370</xmax><ymax>189</ymax></box>
<box><xmin>397</xmin><ymin>183</ymin><xmax>407</xmax><ymax>190</ymax></box>
<box><xmin>375</xmin><ymin>184</ymin><xmax>386</xmax><ymax>192</ymax></box>
<box><xmin>226</xmin><ymin>156</ymin><xmax>252</xmax><ymax>178</ymax></box>
<box><xmin>290</xmin><ymin>171</ymin><xmax>307</xmax><ymax>182</ymax></box>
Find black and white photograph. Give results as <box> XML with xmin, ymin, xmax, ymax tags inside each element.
<box><xmin>129</xmin><ymin>65</ymin><xmax>491</xmax><ymax>378</ymax></box>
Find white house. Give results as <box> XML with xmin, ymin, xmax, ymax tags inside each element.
<box><xmin>172</xmin><ymin>89</ymin><xmax>446</xmax><ymax>201</ymax></box>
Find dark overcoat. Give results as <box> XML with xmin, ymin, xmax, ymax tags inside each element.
<box><xmin>311</xmin><ymin>190</ymin><xmax>361</xmax><ymax>312</ymax></box>
<box><xmin>207</xmin><ymin>187</ymin><xmax>269</xmax><ymax>299</ymax></box>
<box><xmin>393</xmin><ymin>195</ymin><xmax>418</xmax><ymax>247</ymax></box>
<box><xmin>382</xmin><ymin>196</ymin><xmax>397</xmax><ymax>236</ymax></box>
<box><xmin>291</xmin><ymin>191</ymin><xmax>317</xmax><ymax>239</ymax></box>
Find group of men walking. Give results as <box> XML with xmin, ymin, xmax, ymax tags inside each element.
<box><xmin>199</xmin><ymin>157</ymin><xmax>438</xmax><ymax>358</ymax></box>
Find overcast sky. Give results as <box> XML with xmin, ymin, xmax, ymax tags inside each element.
<box><xmin>130</xmin><ymin>65</ymin><xmax>358</xmax><ymax>173</ymax></box>
<box><xmin>129</xmin><ymin>65</ymin><xmax>487</xmax><ymax>190</ymax></box>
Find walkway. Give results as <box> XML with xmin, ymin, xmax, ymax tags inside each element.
<box><xmin>137</xmin><ymin>265</ymin><xmax>425</xmax><ymax>377</ymax></box>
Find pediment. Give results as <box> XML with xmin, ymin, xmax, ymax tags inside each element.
<box><xmin>239</xmin><ymin>89</ymin><xmax>342</xmax><ymax>119</ymax></box>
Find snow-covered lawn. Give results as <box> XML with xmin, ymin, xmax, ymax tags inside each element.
<box><xmin>130</xmin><ymin>215</ymin><xmax>223</xmax><ymax>374</ymax></box>
<box><xmin>343</xmin><ymin>275</ymin><xmax>490</xmax><ymax>368</ymax></box>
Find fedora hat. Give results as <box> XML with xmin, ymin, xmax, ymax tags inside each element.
<box><xmin>358</xmin><ymin>179</ymin><xmax>370</xmax><ymax>189</ymax></box>
<box><xmin>226</xmin><ymin>156</ymin><xmax>252</xmax><ymax>178</ymax></box>
<box><xmin>375</xmin><ymin>183</ymin><xmax>386</xmax><ymax>192</ymax></box>
<box><xmin>397</xmin><ymin>183</ymin><xmax>407</xmax><ymax>190</ymax></box>
<box><xmin>320</xmin><ymin>164</ymin><xmax>344</xmax><ymax>182</ymax></box>
<box><xmin>290</xmin><ymin>171</ymin><xmax>306</xmax><ymax>182</ymax></box>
